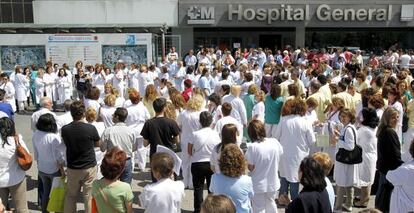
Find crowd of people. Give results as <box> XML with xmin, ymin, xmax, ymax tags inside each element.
<box><xmin>0</xmin><ymin>45</ymin><xmax>414</xmax><ymax>213</ymax></box>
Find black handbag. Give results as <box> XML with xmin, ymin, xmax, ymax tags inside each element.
<box><xmin>336</xmin><ymin>126</ymin><xmax>363</xmax><ymax>164</ymax></box>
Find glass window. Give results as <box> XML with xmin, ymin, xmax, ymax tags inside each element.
<box><xmin>12</xmin><ymin>3</ymin><xmax>24</xmax><ymax>23</ymax></box>
<box><xmin>23</xmin><ymin>2</ymin><xmax>33</xmax><ymax>23</ymax></box>
<box><xmin>1</xmin><ymin>3</ymin><xmax>13</xmax><ymax>23</ymax></box>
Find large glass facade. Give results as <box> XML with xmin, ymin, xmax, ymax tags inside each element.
<box><xmin>305</xmin><ymin>28</ymin><xmax>414</xmax><ymax>52</ymax></box>
<box><xmin>0</xmin><ymin>0</ymin><xmax>33</xmax><ymax>23</ymax></box>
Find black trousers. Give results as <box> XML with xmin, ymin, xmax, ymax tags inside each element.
<box><xmin>191</xmin><ymin>162</ymin><xmax>213</xmax><ymax>213</ymax></box>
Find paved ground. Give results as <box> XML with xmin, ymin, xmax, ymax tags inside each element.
<box><xmin>12</xmin><ymin>112</ymin><xmax>375</xmax><ymax>212</ymax></box>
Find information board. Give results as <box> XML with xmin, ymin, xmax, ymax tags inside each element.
<box><xmin>46</xmin><ymin>34</ymin><xmax>101</xmax><ymax>68</ymax></box>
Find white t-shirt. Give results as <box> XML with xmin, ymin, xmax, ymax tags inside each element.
<box><xmin>400</xmin><ymin>54</ymin><xmax>411</xmax><ymax>69</ymax></box>
<box><xmin>214</xmin><ymin>116</ymin><xmax>243</xmax><ymax>144</ymax></box>
<box><xmin>190</xmin><ymin>128</ymin><xmax>221</xmax><ymax>163</ymax></box>
<box><xmin>125</xmin><ymin>102</ymin><xmax>150</xmax><ymax>128</ymax></box>
<box><xmin>245</xmin><ymin>138</ymin><xmax>283</xmax><ymax>193</ymax></box>
<box><xmin>99</xmin><ymin>106</ymin><xmax>116</xmax><ymax>128</ymax></box>
<box><xmin>32</xmin><ymin>131</ymin><xmax>65</xmax><ymax>174</ymax></box>
<box><xmin>0</xmin><ymin>135</ymin><xmax>28</xmax><ymax>187</ymax></box>
<box><xmin>139</xmin><ymin>178</ymin><xmax>185</xmax><ymax>213</ymax></box>
<box><xmin>84</xmin><ymin>99</ymin><xmax>101</xmax><ymax>113</ymax></box>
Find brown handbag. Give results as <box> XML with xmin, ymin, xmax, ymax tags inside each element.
<box><xmin>14</xmin><ymin>135</ymin><xmax>33</xmax><ymax>171</ymax></box>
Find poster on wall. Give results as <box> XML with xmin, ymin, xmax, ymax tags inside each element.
<box><xmin>46</xmin><ymin>34</ymin><xmax>101</xmax><ymax>68</ymax></box>
<box><xmin>0</xmin><ymin>46</ymin><xmax>46</xmax><ymax>72</ymax></box>
<box><xmin>101</xmin><ymin>45</ymin><xmax>147</xmax><ymax>69</ymax></box>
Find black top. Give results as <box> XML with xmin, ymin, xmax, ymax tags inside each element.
<box><xmin>61</xmin><ymin>121</ymin><xmax>100</xmax><ymax>169</ymax></box>
<box><xmin>376</xmin><ymin>127</ymin><xmax>403</xmax><ymax>174</ymax></box>
<box><xmin>140</xmin><ymin>117</ymin><xmax>180</xmax><ymax>156</ymax></box>
<box><xmin>75</xmin><ymin>74</ymin><xmax>90</xmax><ymax>91</ymax></box>
<box><xmin>286</xmin><ymin>189</ymin><xmax>332</xmax><ymax>213</ymax></box>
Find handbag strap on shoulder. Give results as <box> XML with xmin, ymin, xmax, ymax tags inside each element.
<box><xmin>97</xmin><ymin>182</ymin><xmax>122</xmax><ymax>213</ymax></box>
<box><xmin>13</xmin><ymin>135</ymin><xmax>21</xmax><ymax>147</ymax></box>
<box><xmin>344</xmin><ymin>126</ymin><xmax>357</xmax><ymax>146</ymax></box>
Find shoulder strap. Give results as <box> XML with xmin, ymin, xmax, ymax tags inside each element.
<box><xmin>14</xmin><ymin>135</ymin><xmax>20</xmax><ymax>147</ymax></box>
<box><xmin>97</xmin><ymin>182</ymin><xmax>122</xmax><ymax>213</ymax></box>
<box><xmin>345</xmin><ymin>126</ymin><xmax>357</xmax><ymax>146</ymax></box>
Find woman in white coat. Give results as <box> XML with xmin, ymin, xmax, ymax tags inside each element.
<box><xmin>56</xmin><ymin>68</ymin><xmax>71</xmax><ymax>105</ymax></box>
<box><xmin>333</xmin><ymin>108</ymin><xmax>358</xmax><ymax>212</ymax></box>
<box><xmin>245</xmin><ymin>120</ymin><xmax>283</xmax><ymax>213</ymax></box>
<box><xmin>91</xmin><ymin>65</ymin><xmax>106</xmax><ymax>100</ymax></box>
<box><xmin>35</xmin><ymin>69</ymin><xmax>45</xmax><ymax>108</ymax></box>
<box><xmin>274</xmin><ymin>98</ymin><xmax>316</xmax><ymax>205</ymax></box>
<box><xmin>177</xmin><ymin>95</ymin><xmax>206</xmax><ymax>189</ymax></box>
<box><xmin>43</xmin><ymin>66</ymin><xmax>57</xmax><ymax>104</ymax></box>
<box><xmin>112</xmin><ymin>65</ymin><xmax>125</xmax><ymax>99</ymax></box>
<box><xmin>354</xmin><ymin>108</ymin><xmax>379</xmax><ymax>208</ymax></box>
<box><xmin>0</xmin><ymin>73</ymin><xmax>16</xmax><ymax>112</ymax></box>
<box><xmin>125</xmin><ymin>89</ymin><xmax>150</xmax><ymax>171</ymax></box>
<box><xmin>386</xmin><ymin>140</ymin><xmax>414</xmax><ymax>213</ymax></box>
<box><xmin>127</xmin><ymin>63</ymin><xmax>140</xmax><ymax>91</ymax></box>
<box><xmin>13</xmin><ymin>66</ymin><xmax>29</xmax><ymax>113</ymax></box>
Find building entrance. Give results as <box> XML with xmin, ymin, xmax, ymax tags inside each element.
<box><xmin>259</xmin><ymin>34</ymin><xmax>282</xmax><ymax>51</ymax></box>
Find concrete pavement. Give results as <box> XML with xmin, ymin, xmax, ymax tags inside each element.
<box><xmin>13</xmin><ymin>113</ymin><xmax>374</xmax><ymax>212</ymax></box>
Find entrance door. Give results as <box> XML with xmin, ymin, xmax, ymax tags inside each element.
<box><xmin>259</xmin><ymin>34</ymin><xmax>281</xmax><ymax>51</ymax></box>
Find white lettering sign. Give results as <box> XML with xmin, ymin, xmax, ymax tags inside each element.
<box><xmin>316</xmin><ymin>4</ymin><xmax>391</xmax><ymax>21</ymax></box>
<box><xmin>187</xmin><ymin>6</ymin><xmax>215</xmax><ymax>24</ymax></box>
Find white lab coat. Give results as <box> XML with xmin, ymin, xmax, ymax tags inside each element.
<box><xmin>91</xmin><ymin>73</ymin><xmax>105</xmax><ymax>95</ymax></box>
<box><xmin>177</xmin><ymin>109</ymin><xmax>204</xmax><ymax>188</ymax></box>
<box><xmin>14</xmin><ymin>73</ymin><xmax>29</xmax><ymax>102</ymax></box>
<box><xmin>56</xmin><ymin>76</ymin><xmax>71</xmax><ymax>104</ymax></box>
<box><xmin>334</xmin><ymin>124</ymin><xmax>357</xmax><ymax>187</ymax></box>
<box><xmin>127</xmin><ymin>69</ymin><xmax>140</xmax><ymax>90</ymax></box>
<box><xmin>138</xmin><ymin>72</ymin><xmax>154</xmax><ymax>96</ymax></box>
<box><xmin>35</xmin><ymin>77</ymin><xmax>44</xmax><ymax>104</ymax></box>
<box><xmin>275</xmin><ymin>115</ymin><xmax>316</xmax><ymax>182</ymax></box>
<box><xmin>222</xmin><ymin>94</ymin><xmax>247</xmax><ymax>126</ymax></box>
<box><xmin>112</xmin><ymin>70</ymin><xmax>125</xmax><ymax>98</ymax></box>
<box><xmin>355</xmin><ymin>126</ymin><xmax>377</xmax><ymax>187</ymax></box>
<box><xmin>386</xmin><ymin>161</ymin><xmax>414</xmax><ymax>213</ymax></box>
<box><xmin>43</xmin><ymin>72</ymin><xmax>58</xmax><ymax>101</ymax></box>
<box><xmin>0</xmin><ymin>81</ymin><xmax>16</xmax><ymax>112</ymax></box>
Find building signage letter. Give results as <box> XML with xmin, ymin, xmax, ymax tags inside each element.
<box><xmin>228</xmin><ymin>4</ymin><xmax>243</xmax><ymax>21</ymax></box>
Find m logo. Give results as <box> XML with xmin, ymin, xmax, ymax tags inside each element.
<box><xmin>187</xmin><ymin>6</ymin><xmax>215</xmax><ymax>24</ymax></box>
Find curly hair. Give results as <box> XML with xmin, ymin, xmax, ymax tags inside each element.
<box><xmin>187</xmin><ymin>94</ymin><xmax>204</xmax><ymax>111</ymax></box>
<box><xmin>219</xmin><ymin>144</ymin><xmax>247</xmax><ymax>178</ymax></box>
<box><xmin>368</xmin><ymin>93</ymin><xmax>385</xmax><ymax>109</ymax></box>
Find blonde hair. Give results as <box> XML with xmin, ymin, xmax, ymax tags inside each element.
<box><xmin>377</xmin><ymin>107</ymin><xmax>399</xmax><ymax>137</ymax></box>
<box><xmin>247</xmin><ymin>84</ymin><xmax>258</xmax><ymax>95</ymax></box>
<box><xmin>230</xmin><ymin>85</ymin><xmax>242</xmax><ymax>96</ymax></box>
<box><xmin>187</xmin><ymin>94</ymin><xmax>204</xmax><ymax>111</ymax></box>
<box><xmin>312</xmin><ymin>152</ymin><xmax>333</xmax><ymax>176</ymax></box>
<box><xmin>255</xmin><ymin>90</ymin><xmax>265</xmax><ymax>102</ymax></box>
<box><xmin>104</xmin><ymin>94</ymin><xmax>116</xmax><ymax>107</ymax></box>
<box><xmin>85</xmin><ymin>107</ymin><xmax>98</xmax><ymax>123</ymax></box>
<box><xmin>144</xmin><ymin>84</ymin><xmax>158</xmax><ymax>102</ymax></box>
<box><xmin>164</xmin><ymin>101</ymin><xmax>177</xmax><ymax>121</ymax></box>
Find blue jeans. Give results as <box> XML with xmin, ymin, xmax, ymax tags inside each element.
<box><xmin>279</xmin><ymin>177</ymin><xmax>299</xmax><ymax>200</ymax></box>
<box><xmin>120</xmin><ymin>158</ymin><xmax>133</xmax><ymax>184</ymax></box>
<box><xmin>39</xmin><ymin>170</ymin><xmax>61</xmax><ymax>213</ymax></box>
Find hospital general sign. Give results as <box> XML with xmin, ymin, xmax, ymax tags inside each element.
<box><xmin>186</xmin><ymin>4</ymin><xmax>414</xmax><ymax>25</ymax></box>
